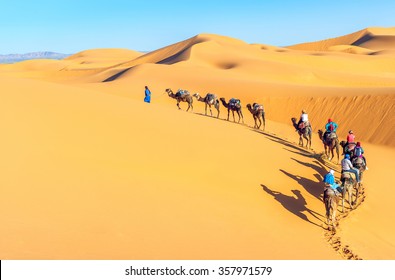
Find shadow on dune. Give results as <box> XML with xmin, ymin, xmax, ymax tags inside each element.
<box><xmin>290</xmin><ymin>158</ymin><xmax>328</xmax><ymax>179</ymax></box>
<box><xmin>194</xmin><ymin>112</ymin><xmax>222</xmax><ymax>120</ymax></box>
<box><xmin>253</xmin><ymin>130</ymin><xmax>314</xmax><ymax>157</ymax></box>
<box><xmin>279</xmin><ymin>169</ymin><xmax>322</xmax><ymax>200</ymax></box>
<box><xmin>261</xmin><ymin>184</ymin><xmax>323</xmax><ymax>227</ymax></box>
<box><xmin>316</xmin><ymin>154</ymin><xmax>342</xmax><ymax>173</ymax></box>
<box><xmin>102</xmin><ymin>67</ymin><xmax>132</xmax><ymax>82</ymax></box>
<box><xmin>283</xmin><ymin>147</ymin><xmax>313</xmax><ymax>158</ymax></box>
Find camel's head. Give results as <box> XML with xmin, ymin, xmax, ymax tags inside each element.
<box><xmin>317</xmin><ymin>129</ymin><xmax>323</xmax><ymax>139</ymax></box>
<box><xmin>246</xmin><ymin>104</ymin><xmax>251</xmax><ymax>109</ymax></box>
<box><xmin>339</xmin><ymin>140</ymin><xmax>347</xmax><ymax>147</ymax></box>
<box><xmin>291</xmin><ymin>117</ymin><xmax>297</xmax><ymax>123</ymax></box>
<box><xmin>291</xmin><ymin>189</ymin><xmax>301</xmax><ymax>196</ymax></box>
<box><xmin>192</xmin><ymin>93</ymin><xmax>199</xmax><ymax>98</ymax></box>
<box><xmin>219</xmin><ymin>97</ymin><xmax>225</xmax><ymax>101</ymax></box>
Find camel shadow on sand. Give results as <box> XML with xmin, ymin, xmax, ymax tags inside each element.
<box><xmin>290</xmin><ymin>157</ymin><xmax>328</xmax><ymax>176</ymax></box>
<box><xmin>194</xmin><ymin>112</ymin><xmax>224</xmax><ymax>120</ymax></box>
<box><xmin>283</xmin><ymin>147</ymin><xmax>314</xmax><ymax>158</ymax></box>
<box><xmin>194</xmin><ymin>112</ymin><xmax>249</xmax><ymax>126</ymax></box>
<box><xmin>279</xmin><ymin>168</ymin><xmax>323</xmax><ymax>200</ymax></box>
<box><xmin>261</xmin><ymin>184</ymin><xmax>323</xmax><ymax>227</ymax></box>
<box><xmin>253</xmin><ymin>130</ymin><xmax>314</xmax><ymax>156</ymax></box>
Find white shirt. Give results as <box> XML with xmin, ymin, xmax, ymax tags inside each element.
<box><xmin>341</xmin><ymin>158</ymin><xmax>354</xmax><ymax>171</ymax></box>
<box><xmin>301</xmin><ymin>113</ymin><xmax>308</xmax><ymax>122</ymax></box>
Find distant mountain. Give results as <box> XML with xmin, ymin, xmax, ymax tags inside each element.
<box><xmin>0</xmin><ymin>51</ymin><xmax>71</xmax><ymax>63</ymax></box>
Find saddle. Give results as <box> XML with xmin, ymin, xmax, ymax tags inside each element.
<box><xmin>327</xmin><ymin>132</ymin><xmax>337</xmax><ymax>139</ymax></box>
<box><xmin>324</xmin><ymin>185</ymin><xmax>333</xmax><ymax>193</ymax></box>
<box><xmin>206</xmin><ymin>93</ymin><xmax>216</xmax><ymax>104</ymax></box>
<box><xmin>352</xmin><ymin>157</ymin><xmax>365</xmax><ymax>169</ymax></box>
<box><xmin>253</xmin><ymin>103</ymin><xmax>263</xmax><ymax>111</ymax></box>
<box><xmin>206</xmin><ymin>93</ymin><xmax>215</xmax><ymax>99</ymax></box>
<box><xmin>298</xmin><ymin>121</ymin><xmax>310</xmax><ymax>129</ymax></box>
<box><xmin>341</xmin><ymin>171</ymin><xmax>356</xmax><ymax>184</ymax></box>
<box><xmin>324</xmin><ymin>187</ymin><xmax>340</xmax><ymax>198</ymax></box>
<box><xmin>176</xmin><ymin>90</ymin><xmax>190</xmax><ymax>98</ymax></box>
<box><xmin>324</xmin><ymin>132</ymin><xmax>337</xmax><ymax>144</ymax></box>
<box><xmin>344</xmin><ymin>143</ymin><xmax>356</xmax><ymax>156</ymax></box>
<box><xmin>347</xmin><ymin>142</ymin><xmax>356</xmax><ymax>151</ymax></box>
<box><xmin>229</xmin><ymin>98</ymin><xmax>241</xmax><ymax>108</ymax></box>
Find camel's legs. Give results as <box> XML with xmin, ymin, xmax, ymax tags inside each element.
<box><xmin>303</xmin><ymin>134</ymin><xmax>310</xmax><ymax>148</ymax></box>
<box><xmin>349</xmin><ymin>183</ymin><xmax>354</xmax><ymax>209</ymax></box>
<box><xmin>326</xmin><ymin>202</ymin><xmax>331</xmax><ymax>229</ymax></box>
<box><xmin>262</xmin><ymin>113</ymin><xmax>266</xmax><ymax>131</ymax></box>
<box><xmin>332</xmin><ymin>206</ymin><xmax>337</xmax><ymax>231</ymax></box>
<box><xmin>216</xmin><ymin>106</ymin><xmax>220</xmax><ymax>118</ymax></box>
<box><xmin>324</xmin><ymin>145</ymin><xmax>330</xmax><ymax>159</ymax></box>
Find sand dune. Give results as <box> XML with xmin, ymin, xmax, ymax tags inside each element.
<box><xmin>288</xmin><ymin>27</ymin><xmax>395</xmax><ymax>54</ymax></box>
<box><xmin>75</xmin><ymin>29</ymin><xmax>395</xmax><ymax>146</ymax></box>
<box><xmin>65</xmin><ymin>48</ymin><xmax>143</xmax><ymax>62</ymax></box>
<box><xmin>0</xmin><ymin>27</ymin><xmax>394</xmax><ymax>260</ymax></box>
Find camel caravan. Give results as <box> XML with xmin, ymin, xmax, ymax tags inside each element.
<box><xmin>291</xmin><ymin>111</ymin><xmax>368</xmax><ymax>232</ymax></box>
<box><xmin>164</xmin><ymin>89</ymin><xmax>367</xmax><ymax>232</ymax></box>
<box><xmin>165</xmin><ymin>88</ymin><xmax>264</xmax><ymax>129</ymax></box>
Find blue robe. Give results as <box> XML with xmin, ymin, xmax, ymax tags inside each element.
<box><xmin>323</xmin><ymin>173</ymin><xmax>340</xmax><ymax>191</ymax></box>
<box><xmin>144</xmin><ymin>88</ymin><xmax>151</xmax><ymax>103</ymax></box>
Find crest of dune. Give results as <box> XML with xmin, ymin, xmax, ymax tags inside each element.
<box><xmin>64</xmin><ymin>48</ymin><xmax>143</xmax><ymax>66</ymax></box>
<box><xmin>287</xmin><ymin>27</ymin><xmax>395</xmax><ymax>53</ymax></box>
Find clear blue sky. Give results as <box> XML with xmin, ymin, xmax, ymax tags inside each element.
<box><xmin>1</xmin><ymin>0</ymin><xmax>394</xmax><ymax>54</ymax></box>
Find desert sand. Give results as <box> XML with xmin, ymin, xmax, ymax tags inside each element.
<box><xmin>0</xmin><ymin>27</ymin><xmax>394</xmax><ymax>260</ymax></box>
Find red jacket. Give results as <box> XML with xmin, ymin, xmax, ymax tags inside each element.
<box><xmin>347</xmin><ymin>134</ymin><xmax>355</xmax><ymax>143</ymax></box>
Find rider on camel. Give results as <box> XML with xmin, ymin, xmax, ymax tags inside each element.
<box><xmin>323</xmin><ymin>118</ymin><xmax>338</xmax><ymax>144</ymax></box>
<box><xmin>323</xmin><ymin>169</ymin><xmax>342</xmax><ymax>196</ymax></box>
<box><xmin>297</xmin><ymin>109</ymin><xmax>309</xmax><ymax>130</ymax></box>
<box><xmin>352</xmin><ymin>142</ymin><xmax>368</xmax><ymax>170</ymax></box>
<box><xmin>344</xmin><ymin>130</ymin><xmax>356</xmax><ymax>156</ymax></box>
<box><xmin>341</xmin><ymin>154</ymin><xmax>360</xmax><ymax>184</ymax></box>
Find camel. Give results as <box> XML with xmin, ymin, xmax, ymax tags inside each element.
<box><xmin>324</xmin><ymin>187</ymin><xmax>340</xmax><ymax>232</ymax></box>
<box><xmin>339</xmin><ymin>140</ymin><xmax>356</xmax><ymax>157</ymax></box>
<box><xmin>165</xmin><ymin>88</ymin><xmax>193</xmax><ymax>111</ymax></box>
<box><xmin>352</xmin><ymin>157</ymin><xmax>366</xmax><ymax>183</ymax></box>
<box><xmin>291</xmin><ymin>117</ymin><xmax>312</xmax><ymax>149</ymax></box>
<box><xmin>352</xmin><ymin>157</ymin><xmax>366</xmax><ymax>203</ymax></box>
<box><xmin>341</xmin><ymin>168</ymin><xmax>365</xmax><ymax>210</ymax></box>
<box><xmin>192</xmin><ymin>93</ymin><xmax>220</xmax><ymax>118</ymax></box>
<box><xmin>340</xmin><ymin>172</ymin><xmax>357</xmax><ymax>212</ymax></box>
<box><xmin>219</xmin><ymin>98</ymin><xmax>244</xmax><ymax>123</ymax></box>
<box><xmin>247</xmin><ymin>103</ymin><xmax>265</xmax><ymax>131</ymax></box>
<box><xmin>318</xmin><ymin>129</ymin><xmax>340</xmax><ymax>163</ymax></box>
